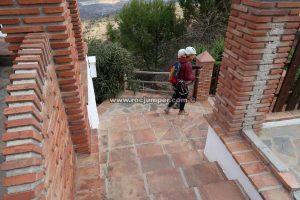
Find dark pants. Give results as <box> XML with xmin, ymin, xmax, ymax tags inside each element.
<box><xmin>168</xmin><ymin>87</ymin><xmax>188</xmax><ymax>111</ymax></box>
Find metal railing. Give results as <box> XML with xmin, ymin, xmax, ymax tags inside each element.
<box><xmin>125</xmin><ymin>65</ymin><xmax>203</xmax><ymax>99</ymax></box>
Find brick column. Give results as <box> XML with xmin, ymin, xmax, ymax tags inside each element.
<box><xmin>214</xmin><ymin>0</ymin><xmax>300</xmax><ymax>135</ymax></box>
<box><xmin>67</xmin><ymin>0</ymin><xmax>87</xmax><ymax>60</ymax></box>
<box><xmin>1</xmin><ymin>34</ymin><xmax>76</xmax><ymax>200</ymax></box>
<box><xmin>196</xmin><ymin>51</ymin><xmax>215</xmax><ymax>101</ymax></box>
<box><xmin>0</xmin><ymin>0</ymin><xmax>91</xmax><ymax>152</ymax></box>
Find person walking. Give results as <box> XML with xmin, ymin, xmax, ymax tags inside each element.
<box><xmin>165</xmin><ymin>48</ymin><xmax>195</xmax><ymax>115</ymax></box>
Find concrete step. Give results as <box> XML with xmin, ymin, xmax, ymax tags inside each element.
<box><xmin>199</xmin><ymin>180</ymin><xmax>248</xmax><ymax>200</ymax></box>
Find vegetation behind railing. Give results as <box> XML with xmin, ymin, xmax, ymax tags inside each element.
<box><xmin>126</xmin><ymin>65</ymin><xmax>203</xmax><ymax>99</ymax></box>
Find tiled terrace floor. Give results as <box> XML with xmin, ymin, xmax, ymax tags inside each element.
<box><xmin>75</xmin><ymin>92</ymin><xmax>247</xmax><ymax>200</ymax></box>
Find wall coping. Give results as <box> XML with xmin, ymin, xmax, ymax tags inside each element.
<box><xmin>204</xmin><ymin>113</ymin><xmax>300</xmax><ymax>199</ymax></box>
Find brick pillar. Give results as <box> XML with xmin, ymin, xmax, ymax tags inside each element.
<box><xmin>196</xmin><ymin>51</ymin><xmax>215</xmax><ymax>101</ymax></box>
<box><xmin>1</xmin><ymin>34</ymin><xmax>76</xmax><ymax>200</ymax></box>
<box><xmin>67</xmin><ymin>0</ymin><xmax>87</xmax><ymax>60</ymax></box>
<box><xmin>214</xmin><ymin>0</ymin><xmax>300</xmax><ymax>135</ymax></box>
<box><xmin>0</xmin><ymin>0</ymin><xmax>91</xmax><ymax>152</ymax></box>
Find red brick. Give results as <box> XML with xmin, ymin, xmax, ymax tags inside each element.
<box><xmin>4</xmin><ymin>106</ymin><xmax>42</xmax><ymax>122</ymax></box>
<box><xmin>277</xmin><ymin>2</ymin><xmax>300</xmax><ymax>8</ymax></box>
<box><xmin>229</xmin><ymin>16</ymin><xmax>246</xmax><ymax>26</ymax></box>
<box><xmin>60</xmin><ymin>85</ymin><xmax>78</xmax><ymax>91</ymax></box>
<box><xmin>277</xmin><ymin>172</ymin><xmax>300</xmax><ymax>191</ymax></box>
<box><xmin>236</xmin><ymin>25</ymin><xmax>268</xmax><ymax>36</ymax></box>
<box><xmin>5</xmin><ymin>36</ymin><xmax>25</xmax><ymax>43</ymax></box>
<box><xmin>240</xmin><ymin>13</ymin><xmax>272</xmax><ymax>23</ymax></box>
<box><xmin>1</xmin><ymin>26</ymin><xmax>44</xmax><ymax>33</ymax></box>
<box><xmin>0</xmin><ymin>18</ymin><xmax>20</xmax><ymax>25</ymax></box>
<box><xmin>58</xmin><ymin>78</ymin><xmax>76</xmax><ymax>85</ymax></box>
<box><xmin>290</xmin><ymin>9</ymin><xmax>300</xmax><ymax>15</ymax></box>
<box><xmin>53</xmin><ymin>50</ymin><xmax>72</xmax><ymax>56</ymax></box>
<box><xmin>231</xmin><ymin>4</ymin><xmax>248</xmax><ymax>12</ymax></box>
<box><xmin>282</xmin><ymin>35</ymin><xmax>295</xmax><ymax>41</ymax></box>
<box><xmin>3</xmin><ymin>172</ymin><xmax>44</xmax><ymax>186</ymax></box>
<box><xmin>245</xmin><ymin>21</ymin><xmax>273</xmax><ymax>30</ymax></box>
<box><xmin>285</xmin><ymin>22</ymin><xmax>300</xmax><ymax>29</ymax></box>
<box><xmin>55</xmin><ymin>64</ymin><xmax>74</xmax><ymax>71</ymax></box>
<box><xmin>227</xmin><ymin>27</ymin><xmax>243</xmax><ymax>37</ymax></box>
<box><xmin>249</xmin><ymin>8</ymin><xmax>288</xmax><ymax>16</ymax></box>
<box><xmin>250</xmin><ymin>173</ymin><xmax>281</xmax><ymax>190</ymax></box>
<box><xmin>5</xmin><ymin>94</ymin><xmax>42</xmax><ymax>111</ymax></box>
<box><xmin>273</xmin><ymin>16</ymin><xmax>300</xmax><ymax>22</ymax></box>
<box><xmin>51</xmin><ymin>42</ymin><xmax>70</xmax><ymax>49</ymax></box>
<box><xmin>54</xmin><ymin>57</ymin><xmax>73</xmax><ymax>64</ymax></box>
<box><xmin>17</xmin><ymin>0</ymin><xmax>63</xmax><ymax>4</ymax></box>
<box><xmin>242</xmin><ymin>0</ymin><xmax>276</xmax><ymax>8</ymax></box>
<box><xmin>47</xmin><ymin>25</ymin><xmax>67</xmax><ymax>32</ymax></box>
<box><xmin>6</xmin><ymin>83</ymin><xmax>43</xmax><ymax>101</ymax></box>
<box><xmin>2</xmin><ymin>130</ymin><xmax>43</xmax><ymax>142</ymax></box>
<box><xmin>42</xmin><ymin>6</ymin><xmax>64</xmax><ymax>14</ymax></box>
<box><xmin>1</xmin><ymin>158</ymin><xmax>42</xmax><ymax>171</ymax></box>
<box><xmin>0</xmin><ymin>0</ymin><xmax>13</xmax><ymax>5</ymax></box>
<box><xmin>23</xmin><ymin>16</ymin><xmax>65</xmax><ymax>24</ymax></box>
<box><xmin>3</xmin><ymin>189</ymin><xmax>37</xmax><ymax>200</ymax></box>
<box><xmin>2</xmin><ymin>144</ymin><xmax>42</xmax><ymax>155</ymax></box>
<box><xmin>0</xmin><ymin>8</ymin><xmax>40</xmax><ymax>15</ymax></box>
<box><xmin>49</xmin><ymin>33</ymin><xmax>69</xmax><ymax>40</ymax></box>
<box><xmin>230</xmin><ymin>10</ymin><xmax>239</xmax><ymax>17</ymax></box>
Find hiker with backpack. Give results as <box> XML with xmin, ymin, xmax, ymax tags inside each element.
<box><xmin>165</xmin><ymin>48</ymin><xmax>196</xmax><ymax>115</ymax></box>
<box><xmin>172</xmin><ymin>46</ymin><xmax>198</xmax><ymax>109</ymax></box>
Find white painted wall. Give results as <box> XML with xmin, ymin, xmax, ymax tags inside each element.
<box><xmin>204</xmin><ymin>127</ymin><xmax>262</xmax><ymax>200</ymax></box>
<box><xmin>87</xmin><ymin>56</ymin><xmax>100</xmax><ymax>129</ymax></box>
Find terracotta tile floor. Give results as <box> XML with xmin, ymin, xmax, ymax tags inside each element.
<box><xmin>75</xmin><ymin>94</ymin><xmax>247</xmax><ymax>200</ymax></box>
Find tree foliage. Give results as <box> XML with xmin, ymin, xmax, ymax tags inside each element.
<box><xmin>87</xmin><ymin>38</ymin><xmax>134</xmax><ymax>103</ymax></box>
<box><xmin>179</xmin><ymin>0</ymin><xmax>230</xmax><ymax>44</ymax></box>
<box><xmin>109</xmin><ymin>0</ymin><xmax>185</xmax><ymax>70</ymax></box>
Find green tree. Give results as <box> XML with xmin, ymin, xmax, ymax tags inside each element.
<box><xmin>117</xmin><ymin>0</ymin><xmax>185</xmax><ymax>70</ymax></box>
<box><xmin>179</xmin><ymin>0</ymin><xmax>230</xmax><ymax>21</ymax></box>
<box><xmin>179</xmin><ymin>0</ymin><xmax>230</xmax><ymax>44</ymax></box>
<box><xmin>87</xmin><ymin>38</ymin><xmax>134</xmax><ymax>103</ymax></box>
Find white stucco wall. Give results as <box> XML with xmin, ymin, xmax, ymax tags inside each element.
<box><xmin>204</xmin><ymin>127</ymin><xmax>262</xmax><ymax>200</ymax></box>
<box><xmin>87</xmin><ymin>56</ymin><xmax>99</xmax><ymax>129</ymax></box>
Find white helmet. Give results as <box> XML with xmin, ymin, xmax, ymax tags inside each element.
<box><xmin>185</xmin><ymin>46</ymin><xmax>197</xmax><ymax>55</ymax></box>
<box><xmin>178</xmin><ymin>49</ymin><xmax>187</xmax><ymax>58</ymax></box>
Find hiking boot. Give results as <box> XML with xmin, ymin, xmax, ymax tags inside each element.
<box><xmin>178</xmin><ymin>110</ymin><xmax>188</xmax><ymax>115</ymax></box>
<box><xmin>164</xmin><ymin>107</ymin><xmax>170</xmax><ymax>114</ymax></box>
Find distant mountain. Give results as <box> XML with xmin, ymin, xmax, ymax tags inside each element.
<box><xmin>78</xmin><ymin>0</ymin><xmax>129</xmax><ymax>20</ymax></box>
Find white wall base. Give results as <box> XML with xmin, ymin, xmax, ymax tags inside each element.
<box><xmin>263</xmin><ymin>118</ymin><xmax>300</xmax><ymax>129</ymax></box>
<box><xmin>87</xmin><ymin>57</ymin><xmax>100</xmax><ymax>129</ymax></box>
<box><xmin>204</xmin><ymin>126</ymin><xmax>262</xmax><ymax>200</ymax></box>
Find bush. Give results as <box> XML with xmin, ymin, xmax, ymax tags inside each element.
<box><xmin>87</xmin><ymin>38</ymin><xmax>135</xmax><ymax>104</ymax></box>
<box><xmin>193</xmin><ymin>36</ymin><xmax>224</xmax><ymax>94</ymax></box>
<box><xmin>211</xmin><ymin>37</ymin><xmax>224</xmax><ymax>65</ymax></box>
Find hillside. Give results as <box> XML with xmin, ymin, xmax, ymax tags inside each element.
<box><xmin>79</xmin><ymin>1</ymin><xmax>184</xmax><ymax>40</ymax></box>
